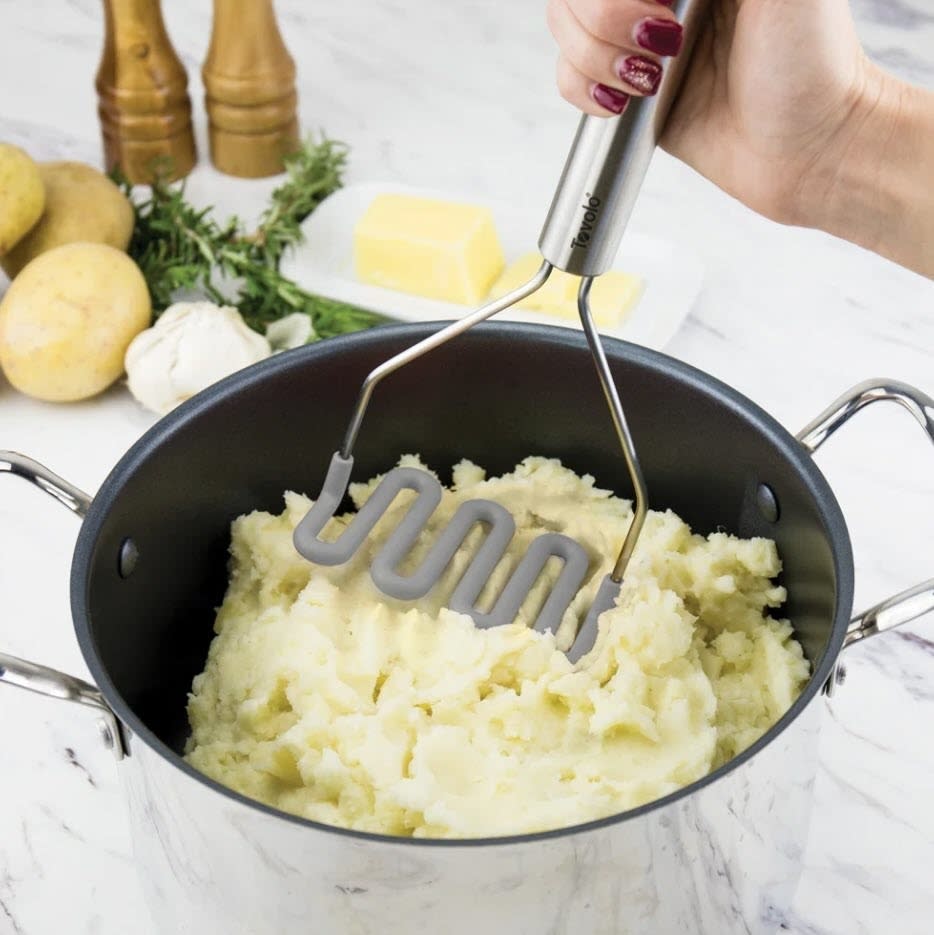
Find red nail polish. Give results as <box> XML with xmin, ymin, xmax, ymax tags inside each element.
<box><xmin>591</xmin><ymin>84</ymin><xmax>630</xmax><ymax>115</ymax></box>
<box><xmin>634</xmin><ymin>17</ymin><xmax>683</xmax><ymax>57</ymax></box>
<box><xmin>616</xmin><ymin>56</ymin><xmax>662</xmax><ymax>95</ymax></box>
<box><xmin>655</xmin><ymin>0</ymin><xmax>676</xmax><ymax>6</ymax></box>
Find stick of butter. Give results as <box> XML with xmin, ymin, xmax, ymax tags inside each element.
<box><xmin>489</xmin><ymin>252</ymin><xmax>643</xmax><ymax>327</ymax></box>
<box><xmin>354</xmin><ymin>194</ymin><xmax>505</xmax><ymax>304</ymax></box>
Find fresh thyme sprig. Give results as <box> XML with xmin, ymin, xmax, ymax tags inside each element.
<box><xmin>118</xmin><ymin>136</ymin><xmax>391</xmax><ymax>339</ymax></box>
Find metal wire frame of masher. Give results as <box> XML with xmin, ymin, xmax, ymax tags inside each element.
<box><xmin>292</xmin><ymin>262</ymin><xmax>648</xmax><ymax>661</ymax></box>
<box><xmin>292</xmin><ymin>0</ymin><xmax>706</xmax><ymax>659</ymax></box>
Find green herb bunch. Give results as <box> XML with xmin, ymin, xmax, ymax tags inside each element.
<box><xmin>119</xmin><ymin>137</ymin><xmax>390</xmax><ymax>339</ymax></box>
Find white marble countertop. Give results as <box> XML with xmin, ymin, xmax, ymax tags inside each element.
<box><xmin>1</xmin><ymin>0</ymin><xmax>933</xmax><ymax>932</ymax></box>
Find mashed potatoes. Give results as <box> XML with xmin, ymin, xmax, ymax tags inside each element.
<box><xmin>185</xmin><ymin>457</ymin><xmax>809</xmax><ymax>838</ymax></box>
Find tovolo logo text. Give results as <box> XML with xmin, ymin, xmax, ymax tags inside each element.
<box><xmin>570</xmin><ymin>193</ymin><xmax>601</xmax><ymax>249</ymax></box>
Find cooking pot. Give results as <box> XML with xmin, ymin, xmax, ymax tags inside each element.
<box><xmin>2</xmin><ymin>322</ymin><xmax>932</xmax><ymax>935</ymax></box>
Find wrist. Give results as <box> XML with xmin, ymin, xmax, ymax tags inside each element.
<box><xmin>798</xmin><ymin>65</ymin><xmax>934</xmax><ymax>274</ymax></box>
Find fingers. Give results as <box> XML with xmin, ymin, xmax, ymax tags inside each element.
<box><xmin>548</xmin><ymin>0</ymin><xmax>684</xmax><ymax>116</ymax></box>
<box><xmin>557</xmin><ymin>56</ymin><xmax>632</xmax><ymax>115</ymax></box>
<box><xmin>570</xmin><ymin>0</ymin><xmax>681</xmax><ymax>53</ymax></box>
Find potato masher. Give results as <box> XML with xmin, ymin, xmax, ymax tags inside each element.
<box><xmin>294</xmin><ymin>0</ymin><xmax>707</xmax><ymax>660</ymax></box>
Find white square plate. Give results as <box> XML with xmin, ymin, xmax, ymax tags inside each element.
<box><xmin>280</xmin><ymin>180</ymin><xmax>706</xmax><ymax>350</ymax></box>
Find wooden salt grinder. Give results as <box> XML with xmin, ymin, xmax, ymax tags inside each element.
<box><xmin>96</xmin><ymin>0</ymin><xmax>197</xmax><ymax>183</ymax></box>
<box><xmin>202</xmin><ymin>0</ymin><xmax>300</xmax><ymax>178</ymax></box>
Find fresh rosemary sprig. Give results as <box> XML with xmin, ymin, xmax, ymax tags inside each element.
<box><xmin>251</xmin><ymin>137</ymin><xmax>349</xmax><ymax>264</ymax></box>
<box><xmin>124</xmin><ymin>180</ymin><xmax>234</xmax><ymax>311</ymax></box>
<box><xmin>119</xmin><ymin>136</ymin><xmax>391</xmax><ymax>339</ymax></box>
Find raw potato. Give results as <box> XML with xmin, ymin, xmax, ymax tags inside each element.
<box><xmin>0</xmin><ymin>143</ymin><xmax>45</xmax><ymax>256</ymax></box>
<box><xmin>0</xmin><ymin>161</ymin><xmax>134</xmax><ymax>279</ymax></box>
<box><xmin>0</xmin><ymin>242</ymin><xmax>151</xmax><ymax>402</ymax></box>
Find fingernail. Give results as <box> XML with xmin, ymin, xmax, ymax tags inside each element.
<box><xmin>634</xmin><ymin>17</ymin><xmax>683</xmax><ymax>56</ymax></box>
<box><xmin>616</xmin><ymin>55</ymin><xmax>663</xmax><ymax>95</ymax></box>
<box><xmin>655</xmin><ymin>0</ymin><xmax>676</xmax><ymax>6</ymax></box>
<box><xmin>591</xmin><ymin>84</ymin><xmax>630</xmax><ymax>115</ymax></box>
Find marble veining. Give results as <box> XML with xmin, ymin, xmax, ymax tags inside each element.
<box><xmin>1</xmin><ymin>0</ymin><xmax>933</xmax><ymax>932</ymax></box>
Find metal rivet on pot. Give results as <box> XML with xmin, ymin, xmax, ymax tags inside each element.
<box><xmin>97</xmin><ymin>718</ymin><xmax>115</xmax><ymax>750</ymax></box>
<box><xmin>755</xmin><ymin>483</ymin><xmax>780</xmax><ymax>523</ymax></box>
<box><xmin>118</xmin><ymin>538</ymin><xmax>139</xmax><ymax>578</ymax></box>
<box><xmin>823</xmin><ymin>663</ymin><xmax>848</xmax><ymax>696</ymax></box>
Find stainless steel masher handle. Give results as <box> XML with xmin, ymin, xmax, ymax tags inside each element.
<box><xmin>539</xmin><ymin>0</ymin><xmax>711</xmax><ymax>276</ymax></box>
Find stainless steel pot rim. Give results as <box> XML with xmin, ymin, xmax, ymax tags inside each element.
<box><xmin>70</xmin><ymin>321</ymin><xmax>854</xmax><ymax>848</ymax></box>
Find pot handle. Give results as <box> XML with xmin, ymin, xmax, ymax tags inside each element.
<box><xmin>0</xmin><ymin>450</ymin><xmax>125</xmax><ymax>759</ymax></box>
<box><xmin>796</xmin><ymin>380</ymin><xmax>934</xmax><ymax>688</ymax></box>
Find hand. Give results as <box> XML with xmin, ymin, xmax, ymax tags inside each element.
<box><xmin>547</xmin><ymin>0</ymin><xmax>871</xmax><ymax>226</ymax></box>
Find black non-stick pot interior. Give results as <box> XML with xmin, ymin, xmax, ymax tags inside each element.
<box><xmin>73</xmin><ymin>324</ymin><xmax>850</xmax><ymax>755</ymax></box>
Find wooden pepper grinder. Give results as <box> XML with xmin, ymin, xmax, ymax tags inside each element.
<box><xmin>96</xmin><ymin>0</ymin><xmax>197</xmax><ymax>183</ymax></box>
<box><xmin>202</xmin><ymin>0</ymin><xmax>300</xmax><ymax>178</ymax></box>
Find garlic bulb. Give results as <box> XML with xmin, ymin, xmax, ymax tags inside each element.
<box><xmin>125</xmin><ymin>301</ymin><xmax>271</xmax><ymax>415</ymax></box>
<box><xmin>265</xmin><ymin>312</ymin><xmax>315</xmax><ymax>351</ymax></box>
